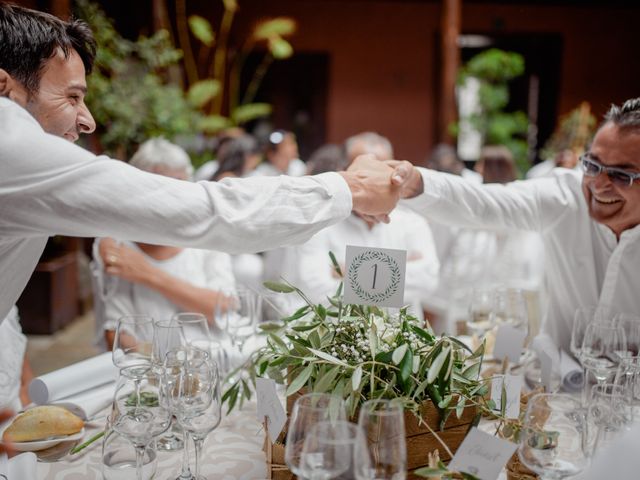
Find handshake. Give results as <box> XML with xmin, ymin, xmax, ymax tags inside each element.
<box><xmin>339</xmin><ymin>154</ymin><xmax>424</xmax><ymax>222</ymax></box>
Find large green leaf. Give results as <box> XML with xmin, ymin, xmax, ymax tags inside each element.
<box><xmin>268</xmin><ymin>37</ymin><xmax>293</xmax><ymax>59</ymax></box>
<box><xmin>314</xmin><ymin>365</ymin><xmax>341</xmax><ymax>393</ymax></box>
<box><xmin>427</xmin><ymin>347</ymin><xmax>450</xmax><ymax>384</ymax></box>
<box><xmin>392</xmin><ymin>344</ymin><xmax>408</xmax><ymax>365</ymax></box>
<box><xmin>188</xmin><ymin>15</ymin><xmax>215</xmax><ymax>47</ymax></box>
<box><xmin>286</xmin><ymin>364</ymin><xmax>313</xmax><ymax>396</ymax></box>
<box><xmin>253</xmin><ymin>18</ymin><xmax>296</xmax><ymax>40</ymax></box>
<box><xmin>232</xmin><ymin>103</ymin><xmax>272</xmax><ymax>124</ymax></box>
<box><xmin>187</xmin><ymin>79</ymin><xmax>221</xmax><ymax>108</ymax></box>
<box><xmin>198</xmin><ymin>115</ymin><xmax>230</xmax><ymax>133</ymax></box>
<box><xmin>309</xmin><ymin>348</ymin><xmax>349</xmax><ymax>367</ymax></box>
<box><xmin>351</xmin><ymin>365</ymin><xmax>363</xmax><ymax>391</ymax></box>
<box><xmin>263</xmin><ymin>281</ymin><xmax>296</xmax><ymax>293</ymax></box>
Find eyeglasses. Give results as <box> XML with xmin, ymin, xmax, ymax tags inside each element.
<box><xmin>580</xmin><ymin>154</ymin><xmax>640</xmax><ymax>187</ymax></box>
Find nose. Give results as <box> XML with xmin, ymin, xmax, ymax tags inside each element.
<box><xmin>590</xmin><ymin>169</ymin><xmax>614</xmax><ymax>191</ymax></box>
<box><xmin>77</xmin><ymin>102</ymin><xmax>96</xmax><ymax>135</ymax></box>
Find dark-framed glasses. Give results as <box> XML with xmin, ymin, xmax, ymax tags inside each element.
<box><xmin>580</xmin><ymin>154</ymin><xmax>640</xmax><ymax>187</ymax></box>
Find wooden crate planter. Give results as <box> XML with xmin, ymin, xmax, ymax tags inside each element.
<box><xmin>264</xmin><ymin>397</ymin><xmax>477</xmax><ymax>479</ymax></box>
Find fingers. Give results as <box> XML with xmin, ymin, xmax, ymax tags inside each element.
<box><xmin>385</xmin><ymin>160</ymin><xmax>424</xmax><ymax>198</ymax></box>
<box><xmin>0</xmin><ymin>409</ymin><xmax>15</xmax><ymax>456</ymax></box>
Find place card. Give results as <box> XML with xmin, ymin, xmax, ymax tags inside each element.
<box><xmin>256</xmin><ymin>378</ymin><xmax>286</xmax><ymax>443</ymax></box>
<box><xmin>539</xmin><ymin>350</ymin><xmax>553</xmax><ymax>392</ymax></box>
<box><xmin>492</xmin><ymin>325</ymin><xmax>527</xmax><ymax>364</ymax></box>
<box><xmin>490</xmin><ymin>374</ymin><xmax>524</xmax><ymax>419</ymax></box>
<box><xmin>448</xmin><ymin>427</ymin><xmax>518</xmax><ymax>480</ymax></box>
<box><xmin>343</xmin><ymin>246</ymin><xmax>406</xmax><ymax>308</ymax></box>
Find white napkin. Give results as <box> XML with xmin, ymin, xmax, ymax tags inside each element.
<box><xmin>29</xmin><ymin>352</ymin><xmax>118</xmax><ymax>405</ymax></box>
<box><xmin>3</xmin><ymin>452</ymin><xmax>37</xmax><ymax>480</ymax></box>
<box><xmin>53</xmin><ymin>381</ymin><xmax>115</xmax><ymax>420</ymax></box>
<box><xmin>530</xmin><ymin>334</ymin><xmax>583</xmax><ymax>392</ymax></box>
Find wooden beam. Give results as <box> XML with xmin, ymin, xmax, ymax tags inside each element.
<box><xmin>439</xmin><ymin>0</ymin><xmax>461</xmax><ymax>144</ymax></box>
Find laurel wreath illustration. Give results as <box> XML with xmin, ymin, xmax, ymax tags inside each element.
<box><xmin>347</xmin><ymin>250</ymin><xmax>401</xmax><ymax>303</ymax></box>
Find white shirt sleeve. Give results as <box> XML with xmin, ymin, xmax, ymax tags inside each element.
<box><xmin>0</xmin><ymin>99</ymin><xmax>352</xmax><ymax>254</ymax></box>
<box><xmin>402</xmin><ymin>167</ymin><xmax>579</xmax><ymax>233</ymax></box>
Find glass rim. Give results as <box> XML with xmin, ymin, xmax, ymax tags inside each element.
<box><xmin>118</xmin><ymin>314</ymin><xmax>154</xmax><ymax>323</ymax></box>
<box><xmin>360</xmin><ymin>398</ymin><xmax>404</xmax><ymax>416</ymax></box>
<box><xmin>294</xmin><ymin>392</ymin><xmax>341</xmax><ymax>411</ymax></box>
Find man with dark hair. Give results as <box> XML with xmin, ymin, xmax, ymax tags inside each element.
<box><xmin>0</xmin><ymin>3</ymin><xmax>408</xmax><ymax>327</ymax></box>
<box><xmin>391</xmin><ymin>97</ymin><xmax>640</xmax><ymax>355</ymax></box>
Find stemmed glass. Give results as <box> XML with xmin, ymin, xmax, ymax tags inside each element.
<box><xmin>491</xmin><ymin>288</ymin><xmax>528</xmax><ymax>332</ymax></box>
<box><xmin>518</xmin><ymin>394</ymin><xmax>588</xmax><ymax>480</ymax></box>
<box><xmin>613</xmin><ymin>356</ymin><xmax>640</xmax><ymax>423</ymax></box>
<box><xmin>221</xmin><ymin>289</ymin><xmax>260</xmax><ymax>353</ymax></box>
<box><xmin>109</xmin><ymin>366</ymin><xmax>171</xmax><ymax>480</ymax></box>
<box><xmin>354</xmin><ymin>399</ymin><xmax>407</xmax><ymax>480</ymax></box>
<box><xmin>164</xmin><ymin>347</ymin><xmax>221</xmax><ymax>480</ymax></box>
<box><xmin>581</xmin><ymin>323</ymin><xmax>627</xmax><ymax>386</ymax></box>
<box><xmin>613</xmin><ymin>313</ymin><xmax>640</xmax><ymax>357</ymax></box>
<box><xmin>172</xmin><ymin>313</ymin><xmax>212</xmax><ymax>352</ymax></box>
<box><xmin>587</xmin><ymin>384</ymin><xmax>630</xmax><ymax>455</ymax></box>
<box><xmin>299</xmin><ymin>420</ymin><xmax>361</xmax><ymax>480</ymax></box>
<box><xmin>571</xmin><ymin>307</ymin><xmax>599</xmax><ymax>404</ymax></box>
<box><xmin>112</xmin><ymin>315</ymin><xmax>154</xmax><ymax>372</ymax></box>
<box><xmin>466</xmin><ymin>288</ymin><xmax>494</xmax><ymax>336</ymax></box>
<box><xmin>285</xmin><ymin>393</ymin><xmax>347</xmax><ymax>478</ymax></box>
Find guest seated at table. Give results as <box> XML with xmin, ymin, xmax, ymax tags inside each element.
<box><xmin>211</xmin><ymin>134</ymin><xmax>262</xmax><ymax>181</ymax></box>
<box><xmin>391</xmin><ymin>97</ymin><xmax>640</xmax><ymax>355</ymax></box>
<box><xmin>93</xmin><ymin>138</ymin><xmax>236</xmax><ymax>349</ymax></box>
<box><xmin>252</xmin><ymin>129</ymin><xmax>306</xmax><ymax>177</ymax></box>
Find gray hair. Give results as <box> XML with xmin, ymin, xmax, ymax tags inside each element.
<box><xmin>129</xmin><ymin>138</ymin><xmax>194</xmax><ymax>178</ymax></box>
<box><xmin>344</xmin><ymin>131</ymin><xmax>394</xmax><ymax>160</ymax></box>
<box><xmin>603</xmin><ymin>97</ymin><xmax>640</xmax><ymax>131</ymax></box>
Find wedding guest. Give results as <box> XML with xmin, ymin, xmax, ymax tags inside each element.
<box><xmin>253</xmin><ymin>129</ymin><xmax>306</xmax><ymax>176</ymax></box>
<box><xmin>345</xmin><ymin>131</ymin><xmax>394</xmax><ymax>162</ymax></box>
<box><xmin>211</xmin><ymin>134</ymin><xmax>261</xmax><ymax>180</ymax></box>
<box><xmin>391</xmin><ymin>97</ymin><xmax>640</xmax><ymax>354</ymax></box>
<box><xmin>306</xmin><ymin>144</ymin><xmax>349</xmax><ymax>176</ymax></box>
<box><xmin>94</xmin><ymin>138</ymin><xmax>235</xmax><ymax>349</ymax></box>
<box><xmin>0</xmin><ymin>4</ymin><xmax>407</xmax><ymax>328</ymax></box>
<box><xmin>426</xmin><ymin>143</ymin><xmax>482</xmax><ymax>183</ymax></box>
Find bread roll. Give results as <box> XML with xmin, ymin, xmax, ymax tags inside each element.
<box><xmin>2</xmin><ymin>406</ymin><xmax>84</xmax><ymax>442</ymax></box>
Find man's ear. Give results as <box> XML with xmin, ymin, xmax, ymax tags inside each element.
<box><xmin>0</xmin><ymin>68</ymin><xmax>28</xmax><ymax>105</ymax></box>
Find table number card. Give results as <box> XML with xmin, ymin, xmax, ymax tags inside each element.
<box><xmin>493</xmin><ymin>325</ymin><xmax>527</xmax><ymax>364</ymax></box>
<box><xmin>490</xmin><ymin>374</ymin><xmax>524</xmax><ymax>419</ymax></box>
<box><xmin>343</xmin><ymin>246</ymin><xmax>407</xmax><ymax>308</ymax></box>
<box><xmin>448</xmin><ymin>427</ymin><xmax>518</xmax><ymax>480</ymax></box>
<box><xmin>256</xmin><ymin>378</ymin><xmax>286</xmax><ymax>443</ymax></box>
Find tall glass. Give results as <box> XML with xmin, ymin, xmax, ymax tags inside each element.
<box><xmin>354</xmin><ymin>399</ymin><xmax>407</xmax><ymax>480</ymax></box>
<box><xmin>285</xmin><ymin>393</ymin><xmax>347</xmax><ymax>477</ymax></box>
<box><xmin>300</xmin><ymin>420</ymin><xmax>361</xmax><ymax>480</ymax></box>
<box><xmin>518</xmin><ymin>394</ymin><xmax>587</xmax><ymax>480</ymax></box>
<box><xmin>109</xmin><ymin>366</ymin><xmax>171</xmax><ymax>480</ymax></box>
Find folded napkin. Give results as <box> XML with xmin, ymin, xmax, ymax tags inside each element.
<box><xmin>0</xmin><ymin>452</ymin><xmax>37</xmax><ymax>480</ymax></box>
<box><xmin>530</xmin><ymin>334</ymin><xmax>583</xmax><ymax>393</ymax></box>
<box><xmin>29</xmin><ymin>352</ymin><xmax>118</xmax><ymax>412</ymax></box>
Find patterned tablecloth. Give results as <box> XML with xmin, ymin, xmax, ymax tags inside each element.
<box><xmin>37</xmin><ymin>402</ymin><xmax>268</xmax><ymax>480</ymax></box>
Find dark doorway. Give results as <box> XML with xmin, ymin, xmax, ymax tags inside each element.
<box><xmin>241</xmin><ymin>52</ymin><xmax>330</xmax><ymax>161</ymax></box>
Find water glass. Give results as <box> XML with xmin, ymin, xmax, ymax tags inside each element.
<box><xmin>518</xmin><ymin>394</ymin><xmax>587</xmax><ymax>480</ymax></box>
<box><xmin>354</xmin><ymin>399</ymin><xmax>407</xmax><ymax>480</ymax></box>
<box><xmin>112</xmin><ymin>315</ymin><xmax>154</xmax><ymax>370</ymax></box>
<box><xmin>300</xmin><ymin>420</ymin><xmax>361</xmax><ymax>480</ymax></box>
<box><xmin>285</xmin><ymin>393</ymin><xmax>347</xmax><ymax>477</ymax></box>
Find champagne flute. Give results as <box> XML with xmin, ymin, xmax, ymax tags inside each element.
<box><xmin>112</xmin><ymin>315</ymin><xmax>154</xmax><ymax>372</ymax></box>
<box><xmin>581</xmin><ymin>323</ymin><xmax>627</xmax><ymax>386</ymax></box>
<box><xmin>285</xmin><ymin>393</ymin><xmax>347</xmax><ymax>478</ymax></box>
<box><xmin>300</xmin><ymin>420</ymin><xmax>361</xmax><ymax>480</ymax></box>
<box><xmin>518</xmin><ymin>393</ymin><xmax>588</xmax><ymax>480</ymax></box>
<box><xmin>165</xmin><ymin>347</ymin><xmax>221</xmax><ymax>480</ymax></box>
<box><xmin>354</xmin><ymin>399</ymin><xmax>407</xmax><ymax>480</ymax></box>
<box><xmin>109</xmin><ymin>366</ymin><xmax>171</xmax><ymax>480</ymax></box>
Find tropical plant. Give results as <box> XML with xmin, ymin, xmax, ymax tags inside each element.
<box><xmin>74</xmin><ymin>0</ymin><xmax>201</xmax><ymax>159</ymax></box>
<box><xmin>455</xmin><ymin>48</ymin><xmax>529</xmax><ymax>175</ymax></box>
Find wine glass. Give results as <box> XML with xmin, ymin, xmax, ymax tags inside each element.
<box><xmin>518</xmin><ymin>393</ymin><xmax>588</xmax><ymax>480</ymax></box>
<box><xmin>164</xmin><ymin>346</ymin><xmax>221</xmax><ymax>480</ymax></box>
<box><xmin>491</xmin><ymin>288</ymin><xmax>528</xmax><ymax>332</ymax></box>
<box><xmin>581</xmin><ymin>323</ymin><xmax>627</xmax><ymax>386</ymax></box>
<box><xmin>151</xmin><ymin>319</ymin><xmax>185</xmax><ymax>452</ymax></box>
<box><xmin>285</xmin><ymin>393</ymin><xmax>347</xmax><ymax>477</ymax></box>
<box><xmin>588</xmin><ymin>383</ymin><xmax>630</xmax><ymax>455</ymax></box>
<box><xmin>571</xmin><ymin>306</ymin><xmax>599</xmax><ymax>404</ymax></box>
<box><xmin>354</xmin><ymin>399</ymin><xmax>407</xmax><ymax>480</ymax></box>
<box><xmin>299</xmin><ymin>420</ymin><xmax>361</xmax><ymax>480</ymax></box>
<box><xmin>172</xmin><ymin>313</ymin><xmax>212</xmax><ymax>352</ymax></box>
<box><xmin>221</xmin><ymin>289</ymin><xmax>260</xmax><ymax>353</ymax></box>
<box><xmin>109</xmin><ymin>366</ymin><xmax>171</xmax><ymax>480</ymax></box>
<box><xmin>112</xmin><ymin>315</ymin><xmax>154</xmax><ymax>372</ymax></box>
<box><xmin>102</xmin><ymin>427</ymin><xmax>157</xmax><ymax>480</ymax></box>
<box><xmin>466</xmin><ymin>288</ymin><xmax>494</xmax><ymax>336</ymax></box>
<box><xmin>613</xmin><ymin>356</ymin><xmax>640</xmax><ymax>423</ymax></box>
<box><xmin>613</xmin><ymin>313</ymin><xmax>640</xmax><ymax>357</ymax></box>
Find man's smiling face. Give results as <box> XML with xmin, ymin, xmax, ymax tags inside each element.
<box><xmin>581</xmin><ymin>122</ymin><xmax>640</xmax><ymax>238</ymax></box>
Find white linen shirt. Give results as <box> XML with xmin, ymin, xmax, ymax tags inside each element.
<box><xmin>402</xmin><ymin>167</ymin><xmax>640</xmax><ymax>354</ymax></box>
<box><xmin>0</xmin><ymin>97</ymin><xmax>352</xmax><ymax>322</ymax></box>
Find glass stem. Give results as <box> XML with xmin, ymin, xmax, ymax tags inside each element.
<box><xmin>194</xmin><ymin>437</ymin><xmax>204</xmax><ymax>479</ymax></box>
<box><xmin>135</xmin><ymin>445</ymin><xmax>145</xmax><ymax>480</ymax></box>
<box><xmin>180</xmin><ymin>428</ymin><xmax>191</xmax><ymax>478</ymax></box>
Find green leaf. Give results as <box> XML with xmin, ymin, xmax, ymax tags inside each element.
<box><xmin>462</xmin><ymin>361</ymin><xmax>481</xmax><ymax>381</ymax></box>
<box><xmin>263</xmin><ymin>281</ymin><xmax>296</xmax><ymax>293</ymax></box>
<box><xmin>268</xmin><ymin>333</ymin><xmax>289</xmax><ymax>354</ymax></box>
<box><xmin>392</xmin><ymin>344</ymin><xmax>408</xmax><ymax>365</ymax></box>
<box><xmin>231</xmin><ymin>102</ymin><xmax>272</xmax><ymax>124</ymax></box>
<box><xmin>268</xmin><ymin>37</ymin><xmax>293</xmax><ymax>59</ymax></box>
<box><xmin>188</xmin><ymin>15</ymin><xmax>215</xmax><ymax>47</ymax></box>
<box><xmin>438</xmin><ymin>394</ymin><xmax>453</xmax><ymax>409</ymax></box>
<box><xmin>258</xmin><ymin>322</ymin><xmax>283</xmax><ymax>332</ymax></box>
<box><xmin>414</xmin><ymin>466</ymin><xmax>449</xmax><ymax>477</ymax></box>
<box><xmin>428</xmin><ymin>347</ymin><xmax>450</xmax><ymax>384</ymax></box>
<box><xmin>253</xmin><ymin>17</ymin><xmax>296</xmax><ymax>40</ymax></box>
<box><xmin>282</xmin><ymin>305</ymin><xmax>310</xmax><ymax>322</ymax></box>
<box><xmin>286</xmin><ymin>364</ymin><xmax>313</xmax><ymax>396</ymax></box>
<box><xmin>455</xmin><ymin>395</ymin><xmax>466</xmax><ymax>419</ymax></box>
<box><xmin>291</xmin><ymin>323</ymin><xmax>320</xmax><ymax>332</ymax></box>
<box><xmin>500</xmin><ymin>379</ymin><xmax>507</xmax><ymax>416</ymax></box>
<box><xmin>187</xmin><ymin>79</ymin><xmax>221</xmax><ymax>108</ymax></box>
<box><xmin>447</xmin><ymin>335</ymin><xmax>473</xmax><ymax>354</ymax></box>
<box><xmin>399</xmin><ymin>348</ymin><xmax>413</xmax><ymax>382</ymax></box>
<box><xmin>308</xmin><ymin>330</ymin><xmax>321</xmax><ymax>349</ymax></box>
<box><xmin>308</xmin><ymin>348</ymin><xmax>349</xmax><ymax>367</ymax></box>
<box><xmin>328</xmin><ymin>251</ymin><xmax>343</xmax><ymax>277</ymax></box>
<box><xmin>314</xmin><ymin>365</ymin><xmax>340</xmax><ymax>393</ymax></box>
<box><xmin>352</xmin><ymin>365</ymin><xmax>363</xmax><ymax>391</ymax></box>
<box><xmin>410</xmin><ymin>324</ymin><xmax>435</xmax><ymax>344</ymax></box>
<box><xmin>198</xmin><ymin>115</ymin><xmax>231</xmax><ymax>133</ymax></box>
